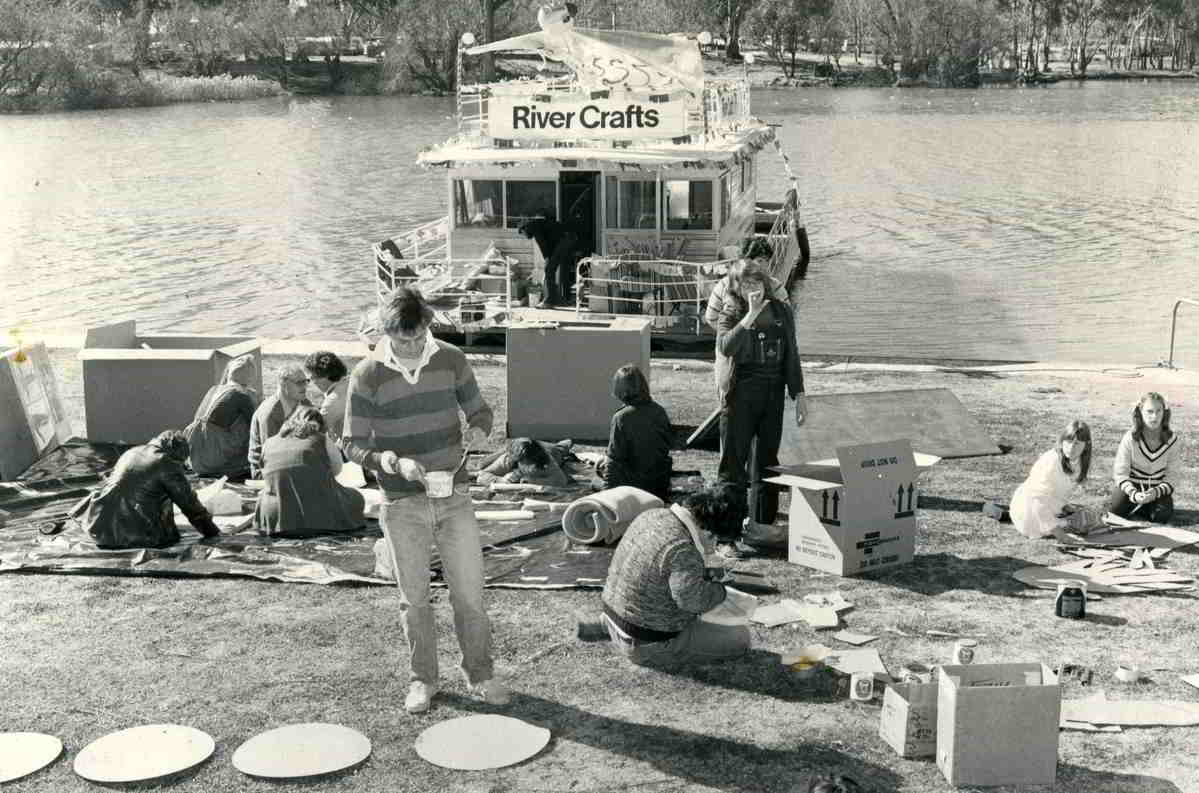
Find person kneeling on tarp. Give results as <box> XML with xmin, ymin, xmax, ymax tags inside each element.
<box><xmin>476</xmin><ymin>438</ymin><xmax>574</xmax><ymax>488</ymax></box>
<box><xmin>596</xmin><ymin>364</ymin><xmax>673</xmax><ymax>501</ymax></box>
<box><xmin>186</xmin><ymin>354</ymin><xmax>259</xmax><ymax>479</ymax></box>
<box><xmin>599</xmin><ymin>482</ymin><xmax>754</xmax><ymax>667</ymax></box>
<box><xmin>79</xmin><ymin>430</ymin><xmax>220</xmax><ymax>549</ymax></box>
<box><xmin>253</xmin><ymin>407</ymin><xmax>365</xmax><ymax>539</ymax></box>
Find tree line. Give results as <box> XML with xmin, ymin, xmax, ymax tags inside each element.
<box><xmin>3</xmin><ymin>0</ymin><xmax>1197</xmax><ymax>109</ymax></box>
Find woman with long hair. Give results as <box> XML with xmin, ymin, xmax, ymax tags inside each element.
<box><xmin>1010</xmin><ymin>419</ymin><xmax>1094</xmax><ymax>539</ymax></box>
<box><xmin>713</xmin><ymin>256</ymin><xmax>807</xmax><ymax>557</ymax></box>
<box><xmin>253</xmin><ymin>406</ymin><xmax>365</xmax><ymax>538</ymax></box>
<box><xmin>1108</xmin><ymin>392</ymin><xmax>1180</xmax><ymax>523</ymax></box>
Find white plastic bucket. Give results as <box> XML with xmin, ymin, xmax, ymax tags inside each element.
<box><xmin>425</xmin><ymin>471</ymin><xmax>454</xmax><ymax>499</ymax></box>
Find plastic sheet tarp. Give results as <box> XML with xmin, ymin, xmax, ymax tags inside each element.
<box><xmin>0</xmin><ymin>442</ymin><xmax>613</xmax><ymax>589</ymax></box>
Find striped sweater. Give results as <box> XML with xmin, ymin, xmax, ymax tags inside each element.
<box><xmin>1112</xmin><ymin>429</ymin><xmax>1181</xmax><ymax>499</ymax></box>
<box><xmin>343</xmin><ymin>340</ymin><xmax>493</xmax><ymax>497</ymax></box>
<box><xmin>602</xmin><ymin>507</ymin><xmax>727</xmax><ymax>634</ymax></box>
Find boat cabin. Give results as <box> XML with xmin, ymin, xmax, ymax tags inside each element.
<box><xmin>371</xmin><ymin>21</ymin><xmax>800</xmax><ymax>339</ymax></box>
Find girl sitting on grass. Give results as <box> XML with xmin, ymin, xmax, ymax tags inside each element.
<box><xmin>596</xmin><ymin>364</ymin><xmax>674</xmax><ymax>501</ymax></box>
<box><xmin>1108</xmin><ymin>391</ymin><xmax>1180</xmax><ymax>524</ymax></box>
<box><xmin>1010</xmin><ymin>419</ymin><xmax>1094</xmax><ymax>540</ymax></box>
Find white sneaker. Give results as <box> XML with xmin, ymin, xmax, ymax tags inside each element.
<box><xmin>468</xmin><ymin>678</ymin><xmax>511</xmax><ymax>706</ymax></box>
<box><xmin>405</xmin><ymin>681</ymin><xmax>437</xmax><ymax>714</ymax></box>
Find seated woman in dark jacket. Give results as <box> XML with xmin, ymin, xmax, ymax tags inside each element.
<box><xmin>597</xmin><ymin>364</ymin><xmax>674</xmax><ymax>501</ymax></box>
<box><xmin>253</xmin><ymin>407</ymin><xmax>365</xmax><ymax>538</ymax></box>
<box><xmin>80</xmin><ymin>430</ymin><xmax>220</xmax><ymax>549</ymax></box>
<box><xmin>186</xmin><ymin>354</ymin><xmax>258</xmax><ymax>478</ymax></box>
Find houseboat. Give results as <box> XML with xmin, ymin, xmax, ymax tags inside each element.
<box><xmin>368</xmin><ymin>5</ymin><xmax>807</xmax><ymax>348</ymax></box>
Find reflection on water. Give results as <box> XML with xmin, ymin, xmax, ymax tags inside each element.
<box><xmin>1</xmin><ymin>83</ymin><xmax>1198</xmax><ymax>364</ymax></box>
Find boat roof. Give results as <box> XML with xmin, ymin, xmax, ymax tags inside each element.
<box><xmin>417</xmin><ymin>124</ymin><xmax>776</xmax><ymax>170</ymax></box>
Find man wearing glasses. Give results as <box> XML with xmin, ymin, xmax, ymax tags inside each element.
<box><xmin>248</xmin><ymin>364</ymin><xmax>312</xmax><ymax>479</ymax></box>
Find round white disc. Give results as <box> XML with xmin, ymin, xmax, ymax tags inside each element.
<box><xmin>232</xmin><ymin>723</ymin><xmax>371</xmax><ymax>779</ymax></box>
<box><xmin>0</xmin><ymin>732</ymin><xmax>63</xmax><ymax>783</ymax></box>
<box><xmin>415</xmin><ymin>715</ymin><xmax>550</xmax><ymax>770</ymax></box>
<box><xmin>73</xmin><ymin>724</ymin><xmax>214</xmax><ymax>784</ymax></box>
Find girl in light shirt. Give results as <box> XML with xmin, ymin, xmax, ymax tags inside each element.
<box><xmin>1010</xmin><ymin>420</ymin><xmax>1093</xmax><ymax>540</ymax></box>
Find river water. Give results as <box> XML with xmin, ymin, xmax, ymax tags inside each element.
<box><xmin>2</xmin><ymin>81</ymin><xmax>1198</xmax><ymax>364</ymax></box>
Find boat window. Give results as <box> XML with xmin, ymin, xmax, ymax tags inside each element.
<box><xmin>720</xmin><ymin>173</ymin><xmax>730</xmax><ymax>227</ymax></box>
<box><xmin>453</xmin><ymin>180</ymin><xmax>502</xmax><ymax>227</ymax></box>
<box><xmin>664</xmin><ymin>180</ymin><xmax>713</xmax><ymax>230</ymax></box>
<box><xmin>605</xmin><ymin>176</ymin><xmax>657</xmax><ymax>230</ymax></box>
<box><xmin>504</xmin><ymin>180</ymin><xmax>557</xmax><ymax>229</ymax></box>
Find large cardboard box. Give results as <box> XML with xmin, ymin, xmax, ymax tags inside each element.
<box><xmin>78</xmin><ymin>320</ymin><xmax>262</xmax><ymax>444</ymax></box>
<box><xmin>506</xmin><ymin>318</ymin><xmax>651</xmax><ymax>442</ymax></box>
<box><xmin>764</xmin><ymin>439</ymin><xmax>940</xmax><ymax>577</ymax></box>
<box><xmin>936</xmin><ymin>663</ymin><xmax>1061</xmax><ymax>787</ymax></box>
<box><xmin>879</xmin><ymin>682</ymin><xmax>938</xmax><ymax>759</ymax></box>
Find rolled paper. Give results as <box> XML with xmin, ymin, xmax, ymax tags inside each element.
<box><xmin>490</xmin><ymin>483</ymin><xmax>547</xmax><ymax>493</ymax></box>
<box><xmin>561</xmin><ymin>486</ymin><xmax>663</xmax><ymax>545</ymax></box>
<box><xmin>474</xmin><ymin>510</ymin><xmax>537</xmax><ymax>521</ymax></box>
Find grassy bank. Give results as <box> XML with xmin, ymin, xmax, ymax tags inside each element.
<box><xmin>0</xmin><ymin>70</ymin><xmax>281</xmax><ymax>113</ymax></box>
<box><xmin>4</xmin><ymin>350</ymin><xmax>1198</xmax><ymax>792</ymax></box>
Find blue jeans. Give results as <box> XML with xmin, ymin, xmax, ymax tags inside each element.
<box><xmin>604</xmin><ymin>613</ymin><xmax>750</xmax><ymax>668</ymax></box>
<box><xmin>380</xmin><ymin>490</ymin><xmax>494</xmax><ymax>687</ymax></box>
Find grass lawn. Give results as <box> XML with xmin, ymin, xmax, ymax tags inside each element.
<box><xmin>3</xmin><ymin>350</ymin><xmax>1197</xmax><ymax>792</ymax></box>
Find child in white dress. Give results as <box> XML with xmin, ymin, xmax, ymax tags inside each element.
<box><xmin>1010</xmin><ymin>420</ymin><xmax>1093</xmax><ymax>540</ymax></box>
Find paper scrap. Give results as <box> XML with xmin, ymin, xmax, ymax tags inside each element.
<box><xmin>1181</xmin><ymin>674</ymin><xmax>1199</xmax><ymax>691</ymax></box>
<box><xmin>832</xmin><ymin>630</ymin><xmax>877</xmax><ymax>646</ymax></box>
<box><xmin>1060</xmin><ymin>720</ymin><xmax>1122</xmax><ymax>733</ymax></box>
<box><xmin>823</xmin><ymin>648</ymin><xmax>890</xmax><ymax>679</ymax></box>
<box><xmin>803</xmin><ymin>592</ymin><xmax>854</xmax><ymax>612</ymax></box>
<box><xmin>751</xmin><ymin>601</ymin><xmax>806</xmax><ymax>628</ymax></box>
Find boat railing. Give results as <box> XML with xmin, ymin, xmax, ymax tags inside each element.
<box><xmin>574</xmin><ymin>255</ymin><xmax>733</xmax><ymax>334</ymax></box>
<box><xmin>373</xmin><ymin>253</ymin><xmax>515</xmax><ymax>323</ymax></box>
<box><xmin>1161</xmin><ymin>297</ymin><xmax>1199</xmax><ymax>369</ymax></box>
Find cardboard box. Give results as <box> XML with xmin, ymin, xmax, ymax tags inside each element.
<box><xmin>936</xmin><ymin>663</ymin><xmax>1061</xmax><ymax>787</ymax></box>
<box><xmin>879</xmin><ymin>682</ymin><xmax>938</xmax><ymax>758</ymax></box>
<box><xmin>506</xmin><ymin>318</ymin><xmax>651</xmax><ymax>442</ymax></box>
<box><xmin>1</xmin><ymin>341</ymin><xmax>72</xmax><ymax>479</ymax></box>
<box><xmin>764</xmin><ymin>439</ymin><xmax>940</xmax><ymax>577</ymax></box>
<box><xmin>78</xmin><ymin>320</ymin><xmax>262</xmax><ymax>444</ymax></box>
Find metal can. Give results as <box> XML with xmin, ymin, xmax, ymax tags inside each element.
<box><xmin>1055</xmin><ymin>582</ymin><xmax>1087</xmax><ymax>619</ymax></box>
<box><xmin>850</xmin><ymin>672</ymin><xmax>875</xmax><ymax>701</ymax></box>
<box><xmin>952</xmin><ymin>639</ymin><xmax>978</xmax><ymax>665</ymax></box>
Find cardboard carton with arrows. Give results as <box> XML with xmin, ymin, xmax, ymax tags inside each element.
<box><xmin>766</xmin><ymin>439</ymin><xmax>940</xmax><ymax>576</ymax></box>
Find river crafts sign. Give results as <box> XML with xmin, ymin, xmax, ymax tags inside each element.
<box><xmin>488</xmin><ymin>93</ymin><xmax>688</xmax><ymax>140</ymax></box>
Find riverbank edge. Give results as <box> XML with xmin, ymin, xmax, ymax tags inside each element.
<box><xmin>26</xmin><ymin>333</ymin><xmax>1198</xmax><ymax>388</ymax></box>
<box><xmin>3</xmin><ymin>54</ymin><xmax>1196</xmax><ymax>115</ymax></box>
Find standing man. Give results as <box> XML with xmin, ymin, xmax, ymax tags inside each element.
<box><xmin>518</xmin><ymin>208</ymin><xmax>578</xmax><ymax>308</ymax></box>
<box><xmin>248</xmin><ymin>364</ymin><xmax>311</xmax><ymax>478</ymax></box>
<box><xmin>343</xmin><ymin>287</ymin><xmax>509</xmax><ymax>714</ymax></box>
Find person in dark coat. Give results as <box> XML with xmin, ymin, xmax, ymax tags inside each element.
<box><xmin>518</xmin><ymin>208</ymin><xmax>578</xmax><ymax>308</ymax></box>
<box><xmin>254</xmin><ymin>406</ymin><xmax>365</xmax><ymax>538</ymax></box>
<box><xmin>597</xmin><ymin>364</ymin><xmax>674</xmax><ymax>501</ymax></box>
<box><xmin>79</xmin><ymin>430</ymin><xmax>220</xmax><ymax>549</ymax></box>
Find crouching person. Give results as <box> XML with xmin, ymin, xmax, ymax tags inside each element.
<box><xmin>253</xmin><ymin>407</ymin><xmax>365</xmax><ymax>538</ymax></box>
<box><xmin>80</xmin><ymin>430</ymin><xmax>220</xmax><ymax>549</ymax></box>
<box><xmin>600</xmin><ymin>482</ymin><xmax>751</xmax><ymax>667</ymax></box>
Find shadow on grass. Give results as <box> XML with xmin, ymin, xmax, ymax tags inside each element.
<box><xmin>440</xmin><ymin>691</ymin><xmax>904</xmax><ymax>793</ymax></box>
<box><xmin>1057</xmin><ymin>762</ymin><xmax>1183</xmax><ymax>793</ymax></box>
<box><xmin>918</xmin><ymin>494</ymin><xmax>987</xmax><ymax>513</ymax></box>
<box><xmin>869</xmin><ymin>552</ymin><xmax>1031</xmax><ymax>597</ymax></box>
<box><xmin>654</xmin><ymin>649</ymin><xmax>847</xmax><ymax>703</ymax></box>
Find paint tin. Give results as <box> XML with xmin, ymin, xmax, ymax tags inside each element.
<box><xmin>1114</xmin><ymin>664</ymin><xmax>1140</xmax><ymax>683</ymax></box>
<box><xmin>1055</xmin><ymin>582</ymin><xmax>1087</xmax><ymax>619</ymax></box>
<box><xmin>952</xmin><ymin>639</ymin><xmax>978</xmax><ymax>665</ymax></box>
<box><xmin>850</xmin><ymin>672</ymin><xmax>875</xmax><ymax>701</ymax></box>
<box><xmin>424</xmin><ymin>471</ymin><xmax>454</xmax><ymax>499</ymax></box>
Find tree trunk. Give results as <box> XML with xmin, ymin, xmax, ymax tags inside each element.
<box><xmin>727</xmin><ymin>9</ymin><xmax>743</xmax><ymax>60</ymax></box>
<box><xmin>482</xmin><ymin>0</ymin><xmax>495</xmax><ymax>82</ymax></box>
